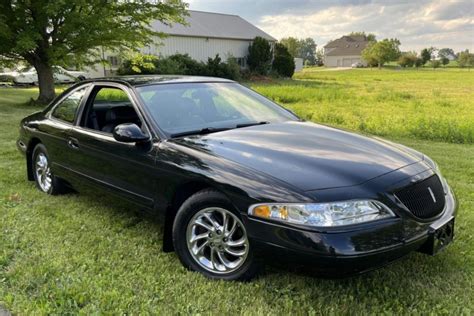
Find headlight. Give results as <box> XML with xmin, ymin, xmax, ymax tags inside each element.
<box><xmin>248</xmin><ymin>200</ymin><xmax>395</xmax><ymax>227</ymax></box>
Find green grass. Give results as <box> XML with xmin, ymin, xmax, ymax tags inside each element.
<box><xmin>250</xmin><ymin>68</ymin><xmax>474</xmax><ymax>143</ymax></box>
<box><xmin>1</xmin><ymin>75</ymin><xmax>474</xmax><ymax>314</ymax></box>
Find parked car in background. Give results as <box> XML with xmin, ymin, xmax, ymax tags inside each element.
<box><xmin>17</xmin><ymin>76</ymin><xmax>456</xmax><ymax>281</ymax></box>
<box><xmin>351</xmin><ymin>62</ymin><xmax>364</xmax><ymax>68</ymax></box>
<box><xmin>0</xmin><ymin>66</ymin><xmax>88</xmax><ymax>85</ymax></box>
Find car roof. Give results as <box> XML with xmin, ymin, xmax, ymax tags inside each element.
<box><xmin>83</xmin><ymin>75</ymin><xmax>235</xmax><ymax>87</ymax></box>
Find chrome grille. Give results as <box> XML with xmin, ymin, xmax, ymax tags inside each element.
<box><xmin>395</xmin><ymin>175</ymin><xmax>445</xmax><ymax>219</ymax></box>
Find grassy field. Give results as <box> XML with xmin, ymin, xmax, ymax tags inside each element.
<box><xmin>1</xmin><ymin>69</ymin><xmax>474</xmax><ymax>314</ymax></box>
<box><xmin>251</xmin><ymin>68</ymin><xmax>474</xmax><ymax>143</ymax></box>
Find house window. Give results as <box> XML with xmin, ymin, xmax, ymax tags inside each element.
<box><xmin>235</xmin><ymin>57</ymin><xmax>246</xmax><ymax>68</ymax></box>
<box><xmin>107</xmin><ymin>56</ymin><xmax>120</xmax><ymax>67</ymax></box>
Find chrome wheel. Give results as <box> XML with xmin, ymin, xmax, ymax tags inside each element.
<box><xmin>186</xmin><ymin>207</ymin><xmax>249</xmax><ymax>274</ymax></box>
<box><xmin>35</xmin><ymin>152</ymin><xmax>52</xmax><ymax>192</ymax></box>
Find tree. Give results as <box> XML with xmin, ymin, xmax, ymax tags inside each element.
<box><xmin>458</xmin><ymin>50</ymin><xmax>474</xmax><ymax>69</ymax></box>
<box><xmin>420</xmin><ymin>49</ymin><xmax>431</xmax><ymax>65</ymax></box>
<box><xmin>398</xmin><ymin>52</ymin><xmax>418</xmax><ymax>67</ymax></box>
<box><xmin>247</xmin><ymin>36</ymin><xmax>272</xmax><ymax>75</ymax></box>
<box><xmin>298</xmin><ymin>38</ymin><xmax>317</xmax><ymax>65</ymax></box>
<box><xmin>438</xmin><ymin>48</ymin><xmax>455</xmax><ymax>60</ymax></box>
<box><xmin>420</xmin><ymin>47</ymin><xmax>435</xmax><ymax>65</ymax></box>
<box><xmin>349</xmin><ymin>31</ymin><xmax>376</xmax><ymax>42</ymax></box>
<box><xmin>440</xmin><ymin>56</ymin><xmax>450</xmax><ymax>66</ymax></box>
<box><xmin>362</xmin><ymin>38</ymin><xmax>401</xmax><ymax>69</ymax></box>
<box><xmin>279</xmin><ymin>37</ymin><xmax>300</xmax><ymax>58</ymax></box>
<box><xmin>414</xmin><ymin>57</ymin><xmax>424</xmax><ymax>68</ymax></box>
<box><xmin>0</xmin><ymin>0</ymin><xmax>187</xmax><ymax>104</ymax></box>
<box><xmin>314</xmin><ymin>48</ymin><xmax>324</xmax><ymax>66</ymax></box>
<box><xmin>272</xmin><ymin>43</ymin><xmax>295</xmax><ymax>77</ymax></box>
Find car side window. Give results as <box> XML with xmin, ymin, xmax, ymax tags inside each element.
<box><xmin>51</xmin><ymin>87</ymin><xmax>88</xmax><ymax>123</ymax></box>
<box><xmin>82</xmin><ymin>87</ymin><xmax>142</xmax><ymax>134</ymax></box>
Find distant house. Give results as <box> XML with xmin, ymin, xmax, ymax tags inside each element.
<box><xmin>323</xmin><ymin>35</ymin><xmax>369</xmax><ymax>67</ymax></box>
<box><xmin>89</xmin><ymin>10</ymin><xmax>276</xmax><ymax>77</ymax></box>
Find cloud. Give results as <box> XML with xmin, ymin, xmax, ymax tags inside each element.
<box><xmin>189</xmin><ymin>0</ymin><xmax>474</xmax><ymax>52</ymax></box>
<box><xmin>256</xmin><ymin>0</ymin><xmax>473</xmax><ymax>51</ymax></box>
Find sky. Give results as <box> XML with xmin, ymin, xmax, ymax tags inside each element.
<box><xmin>187</xmin><ymin>0</ymin><xmax>474</xmax><ymax>52</ymax></box>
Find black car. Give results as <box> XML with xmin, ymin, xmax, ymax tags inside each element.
<box><xmin>17</xmin><ymin>76</ymin><xmax>456</xmax><ymax>280</ymax></box>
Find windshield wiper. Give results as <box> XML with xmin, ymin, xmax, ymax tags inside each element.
<box><xmin>235</xmin><ymin>121</ymin><xmax>270</xmax><ymax>128</ymax></box>
<box><xmin>170</xmin><ymin>127</ymin><xmax>231</xmax><ymax>138</ymax></box>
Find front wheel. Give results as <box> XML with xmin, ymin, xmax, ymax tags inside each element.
<box><xmin>32</xmin><ymin>144</ymin><xmax>66</xmax><ymax>195</ymax></box>
<box><xmin>172</xmin><ymin>189</ymin><xmax>259</xmax><ymax>281</ymax></box>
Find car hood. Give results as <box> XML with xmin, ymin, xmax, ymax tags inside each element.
<box><xmin>171</xmin><ymin>121</ymin><xmax>423</xmax><ymax>191</ymax></box>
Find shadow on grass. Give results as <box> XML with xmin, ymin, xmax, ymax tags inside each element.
<box><xmin>64</xmin><ymin>185</ymin><xmax>463</xmax><ymax>286</ymax></box>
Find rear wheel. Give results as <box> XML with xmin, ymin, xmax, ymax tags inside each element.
<box><xmin>172</xmin><ymin>189</ymin><xmax>259</xmax><ymax>281</ymax></box>
<box><xmin>32</xmin><ymin>144</ymin><xmax>66</xmax><ymax>195</ymax></box>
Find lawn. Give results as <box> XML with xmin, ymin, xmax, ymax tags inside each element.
<box><xmin>251</xmin><ymin>68</ymin><xmax>474</xmax><ymax>144</ymax></box>
<box><xmin>1</xmin><ymin>69</ymin><xmax>473</xmax><ymax>314</ymax></box>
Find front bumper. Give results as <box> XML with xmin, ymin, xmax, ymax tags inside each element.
<box><xmin>243</xmin><ymin>189</ymin><xmax>457</xmax><ymax>276</ymax></box>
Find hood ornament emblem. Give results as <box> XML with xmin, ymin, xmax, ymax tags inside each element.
<box><xmin>428</xmin><ymin>187</ymin><xmax>437</xmax><ymax>203</ymax></box>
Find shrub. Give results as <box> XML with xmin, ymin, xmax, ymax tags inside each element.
<box><xmin>168</xmin><ymin>54</ymin><xmax>206</xmax><ymax>75</ymax></box>
<box><xmin>247</xmin><ymin>36</ymin><xmax>272</xmax><ymax>75</ymax></box>
<box><xmin>118</xmin><ymin>53</ymin><xmax>240</xmax><ymax>80</ymax></box>
<box><xmin>204</xmin><ymin>55</ymin><xmax>240</xmax><ymax>80</ymax></box>
<box><xmin>398</xmin><ymin>52</ymin><xmax>417</xmax><ymax>68</ymax></box>
<box><xmin>272</xmin><ymin>43</ymin><xmax>295</xmax><ymax>77</ymax></box>
<box><xmin>117</xmin><ymin>54</ymin><xmax>159</xmax><ymax>75</ymax></box>
<box><xmin>458</xmin><ymin>50</ymin><xmax>474</xmax><ymax>68</ymax></box>
<box><xmin>430</xmin><ymin>60</ymin><xmax>441</xmax><ymax>69</ymax></box>
<box><xmin>414</xmin><ymin>57</ymin><xmax>424</xmax><ymax>68</ymax></box>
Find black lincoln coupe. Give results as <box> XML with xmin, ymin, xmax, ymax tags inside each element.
<box><xmin>17</xmin><ymin>76</ymin><xmax>456</xmax><ymax>280</ymax></box>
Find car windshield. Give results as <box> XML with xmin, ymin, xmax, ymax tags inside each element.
<box><xmin>136</xmin><ymin>82</ymin><xmax>297</xmax><ymax>137</ymax></box>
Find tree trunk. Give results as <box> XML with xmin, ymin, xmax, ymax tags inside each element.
<box><xmin>34</xmin><ymin>62</ymin><xmax>56</xmax><ymax>104</ymax></box>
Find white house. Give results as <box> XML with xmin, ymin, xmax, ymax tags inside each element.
<box><xmin>89</xmin><ymin>10</ymin><xmax>276</xmax><ymax>77</ymax></box>
<box><xmin>323</xmin><ymin>35</ymin><xmax>369</xmax><ymax>67</ymax></box>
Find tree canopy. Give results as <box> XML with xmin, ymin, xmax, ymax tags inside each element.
<box><xmin>349</xmin><ymin>31</ymin><xmax>376</xmax><ymax>42</ymax></box>
<box><xmin>362</xmin><ymin>38</ymin><xmax>401</xmax><ymax>68</ymax></box>
<box><xmin>458</xmin><ymin>50</ymin><xmax>474</xmax><ymax>68</ymax></box>
<box><xmin>279</xmin><ymin>37</ymin><xmax>317</xmax><ymax>65</ymax></box>
<box><xmin>279</xmin><ymin>37</ymin><xmax>300</xmax><ymax>58</ymax></box>
<box><xmin>438</xmin><ymin>48</ymin><xmax>455</xmax><ymax>59</ymax></box>
<box><xmin>398</xmin><ymin>52</ymin><xmax>418</xmax><ymax>68</ymax></box>
<box><xmin>0</xmin><ymin>0</ymin><xmax>187</xmax><ymax>103</ymax></box>
<box><xmin>420</xmin><ymin>47</ymin><xmax>436</xmax><ymax>65</ymax></box>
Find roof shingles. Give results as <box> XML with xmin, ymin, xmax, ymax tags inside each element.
<box><xmin>324</xmin><ymin>35</ymin><xmax>369</xmax><ymax>56</ymax></box>
<box><xmin>151</xmin><ymin>10</ymin><xmax>276</xmax><ymax>41</ymax></box>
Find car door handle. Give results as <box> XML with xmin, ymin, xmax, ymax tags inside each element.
<box><xmin>67</xmin><ymin>137</ymin><xmax>79</xmax><ymax>149</ymax></box>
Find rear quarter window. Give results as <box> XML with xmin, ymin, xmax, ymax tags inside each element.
<box><xmin>51</xmin><ymin>87</ymin><xmax>88</xmax><ymax>123</ymax></box>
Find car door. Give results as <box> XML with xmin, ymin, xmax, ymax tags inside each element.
<box><xmin>67</xmin><ymin>83</ymin><xmax>158</xmax><ymax>208</ymax></box>
<box><xmin>40</xmin><ymin>85</ymin><xmax>90</xmax><ymax>179</ymax></box>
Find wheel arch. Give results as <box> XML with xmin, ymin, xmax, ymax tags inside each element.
<box><xmin>162</xmin><ymin>181</ymin><xmax>215</xmax><ymax>252</ymax></box>
<box><xmin>26</xmin><ymin>137</ymin><xmax>42</xmax><ymax>181</ymax></box>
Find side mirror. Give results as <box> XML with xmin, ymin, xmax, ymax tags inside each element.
<box><xmin>113</xmin><ymin>123</ymin><xmax>149</xmax><ymax>143</ymax></box>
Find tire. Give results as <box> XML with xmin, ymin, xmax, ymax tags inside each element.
<box><xmin>32</xmin><ymin>144</ymin><xmax>66</xmax><ymax>195</ymax></box>
<box><xmin>77</xmin><ymin>76</ymin><xmax>86</xmax><ymax>81</ymax></box>
<box><xmin>172</xmin><ymin>189</ymin><xmax>260</xmax><ymax>281</ymax></box>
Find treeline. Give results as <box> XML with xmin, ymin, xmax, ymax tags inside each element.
<box><xmin>398</xmin><ymin>48</ymin><xmax>474</xmax><ymax>69</ymax></box>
